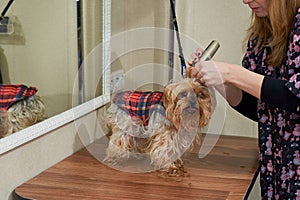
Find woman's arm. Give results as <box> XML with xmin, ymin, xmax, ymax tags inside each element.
<box><xmin>190</xmin><ymin>60</ymin><xmax>263</xmax><ymax>104</ymax></box>
<box><xmin>191</xmin><ymin>60</ymin><xmax>299</xmax><ymax>113</ymax></box>
<box><xmin>223</xmin><ymin>62</ymin><xmax>264</xmax><ymax>100</ymax></box>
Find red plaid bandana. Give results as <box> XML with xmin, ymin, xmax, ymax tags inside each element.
<box><xmin>0</xmin><ymin>84</ymin><xmax>37</xmax><ymax>111</ymax></box>
<box><xmin>113</xmin><ymin>91</ymin><xmax>165</xmax><ymax>126</ymax></box>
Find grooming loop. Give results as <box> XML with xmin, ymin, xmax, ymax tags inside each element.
<box><xmin>169</xmin><ymin>0</ymin><xmax>186</xmax><ymax>77</ymax></box>
<box><xmin>0</xmin><ymin>15</ymin><xmax>14</xmax><ymax>35</ymax></box>
<box><xmin>0</xmin><ymin>0</ymin><xmax>15</xmax><ymax>35</ymax></box>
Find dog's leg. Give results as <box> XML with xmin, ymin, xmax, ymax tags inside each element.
<box><xmin>104</xmin><ymin>125</ymin><xmax>147</xmax><ymax>166</ymax></box>
<box><xmin>104</xmin><ymin>128</ymin><xmax>131</xmax><ymax>165</ymax></box>
<box><xmin>149</xmin><ymin>128</ymin><xmax>203</xmax><ymax>177</ymax></box>
<box><xmin>150</xmin><ymin>132</ymin><xmax>187</xmax><ymax>177</ymax></box>
<box><xmin>159</xmin><ymin>159</ymin><xmax>187</xmax><ymax>177</ymax></box>
<box><xmin>148</xmin><ymin>128</ymin><xmax>182</xmax><ymax>170</ymax></box>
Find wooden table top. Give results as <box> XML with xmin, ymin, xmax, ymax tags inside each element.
<box><xmin>14</xmin><ymin>135</ymin><xmax>259</xmax><ymax>200</ymax></box>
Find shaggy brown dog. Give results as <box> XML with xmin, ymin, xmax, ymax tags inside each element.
<box><xmin>0</xmin><ymin>84</ymin><xmax>46</xmax><ymax>138</ymax></box>
<box><xmin>104</xmin><ymin>78</ymin><xmax>215</xmax><ymax>176</ymax></box>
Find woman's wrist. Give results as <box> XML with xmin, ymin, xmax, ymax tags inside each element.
<box><xmin>226</xmin><ymin>63</ymin><xmax>264</xmax><ymax>100</ymax></box>
<box><xmin>223</xmin><ymin>63</ymin><xmax>239</xmax><ymax>85</ymax></box>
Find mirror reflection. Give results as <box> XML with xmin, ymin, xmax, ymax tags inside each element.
<box><xmin>0</xmin><ymin>84</ymin><xmax>46</xmax><ymax>138</ymax></box>
<box><xmin>0</xmin><ymin>0</ymin><xmax>79</xmax><ymax>111</ymax></box>
<box><xmin>0</xmin><ymin>0</ymin><xmax>103</xmax><ymax>141</ymax></box>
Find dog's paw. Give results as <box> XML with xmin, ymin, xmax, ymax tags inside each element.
<box><xmin>157</xmin><ymin>159</ymin><xmax>188</xmax><ymax>178</ymax></box>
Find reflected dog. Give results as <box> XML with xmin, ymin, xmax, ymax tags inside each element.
<box><xmin>104</xmin><ymin>78</ymin><xmax>215</xmax><ymax>176</ymax></box>
<box><xmin>0</xmin><ymin>84</ymin><xmax>46</xmax><ymax>138</ymax></box>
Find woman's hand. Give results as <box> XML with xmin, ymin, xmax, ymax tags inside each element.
<box><xmin>188</xmin><ymin>58</ymin><xmax>230</xmax><ymax>87</ymax></box>
<box><xmin>190</xmin><ymin>48</ymin><xmax>203</xmax><ymax>67</ymax></box>
<box><xmin>187</xmin><ymin>48</ymin><xmax>229</xmax><ymax>86</ymax></box>
<box><xmin>186</xmin><ymin>48</ymin><xmax>203</xmax><ymax>78</ymax></box>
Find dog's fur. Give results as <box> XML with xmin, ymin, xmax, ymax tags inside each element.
<box><xmin>0</xmin><ymin>95</ymin><xmax>46</xmax><ymax>138</ymax></box>
<box><xmin>104</xmin><ymin>78</ymin><xmax>215</xmax><ymax>176</ymax></box>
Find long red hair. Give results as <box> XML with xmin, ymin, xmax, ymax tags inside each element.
<box><xmin>245</xmin><ymin>0</ymin><xmax>300</xmax><ymax>67</ymax></box>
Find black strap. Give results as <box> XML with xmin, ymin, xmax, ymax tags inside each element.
<box><xmin>1</xmin><ymin>0</ymin><xmax>14</xmax><ymax>20</ymax></box>
<box><xmin>243</xmin><ymin>167</ymin><xmax>260</xmax><ymax>200</ymax></box>
<box><xmin>0</xmin><ymin>69</ymin><xmax>2</xmax><ymax>84</ymax></box>
<box><xmin>169</xmin><ymin>0</ymin><xmax>186</xmax><ymax>77</ymax></box>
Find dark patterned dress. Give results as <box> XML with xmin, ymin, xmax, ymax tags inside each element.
<box><xmin>234</xmin><ymin>9</ymin><xmax>300</xmax><ymax>200</ymax></box>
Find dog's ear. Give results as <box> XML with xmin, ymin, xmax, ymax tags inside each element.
<box><xmin>163</xmin><ymin>83</ymin><xmax>181</xmax><ymax>128</ymax></box>
<box><xmin>162</xmin><ymin>84</ymin><xmax>172</xmax><ymax>109</ymax></box>
<box><xmin>163</xmin><ymin>83</ymin><xmax>176</xmax><ymax>127</ymax></box>
<box><xmin>196</xmin><ymin>86</ymin><xmax>216</xmax><ymax>128</ymax></box>
<box><xmin>191</xmin><ymin>78</ymin><xmax>206</xmax><ymax>88</ymax></box>
<box><xmin>208</xmin><ymin>87</ymin><xmax>216</xmax><ymax>113</ymax></box>
<box><xmin>184</xmin><ymin>67</ymin><xmax>193</xmax><ymax>78</ymax></box>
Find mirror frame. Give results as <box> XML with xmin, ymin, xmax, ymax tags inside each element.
<box><xmin>0</xmin><ymin>0</ymin><xmax>111</xmax><ymax>155</ymax></box>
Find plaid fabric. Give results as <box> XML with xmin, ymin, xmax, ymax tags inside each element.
<box><xmin>113</xmin><ymin>91</ymin><xmax>165</xmax><ymax>126</ymax></box>
<box><xmin>0</xmin><ymin>84</ymin><xmax>37</xmax><ymax>110</ymax></box>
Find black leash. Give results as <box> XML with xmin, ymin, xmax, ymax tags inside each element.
<box><xmin>0</xmin><ymin>0</ymin><xmax>14</xmax><ymax>20</ymax></box>
<box><xmin>243</xmin><ymin>166</ymin><xmax>260</xmax><ymax>200</ymax></box>
<box><xmin>169</xmin><ymin>0</ymin><xmax>186</xmax><ymax>77</ymax></box>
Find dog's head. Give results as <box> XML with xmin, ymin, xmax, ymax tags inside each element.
<box><xmin>163</xmin><ymin>78</ymin><xmax>215</xmax><ymax>131</ymax></box>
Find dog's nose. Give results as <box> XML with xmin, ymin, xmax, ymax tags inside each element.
<box><xmin>190</xmin><ymin>95</ymin><xmax>197</xmax><ymax>106</ymax></box>
<box><xmin>190</xmin><ymin>102</ymin><xmax>197</xmax><ymax>108</ymax></box>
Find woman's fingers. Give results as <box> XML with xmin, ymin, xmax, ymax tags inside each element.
<box><xmin>189</xmin><ymin>48</ymin><xmax>204</xmax><ymax>66</ymax></box>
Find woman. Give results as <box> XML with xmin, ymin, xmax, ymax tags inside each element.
<box><xmin>189</xmin><ymin>0</ymin><xmax>300</xmax><ymax>199</ymax></box>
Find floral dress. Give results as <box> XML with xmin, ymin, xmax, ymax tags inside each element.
<box><xmin>237</xmin><ymin>9</ymin><xmax>300</xmax><ymax>200</ymax></box>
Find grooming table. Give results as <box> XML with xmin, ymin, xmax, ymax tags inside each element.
<box><xmin>14</xmin><ymin>135</ymin><xmax>259</xmax><ymax>200</ymax></box>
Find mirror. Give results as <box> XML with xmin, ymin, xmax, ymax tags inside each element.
<box><xmin>0</xmin><ymin>0</ymin><xmax>111</xmax><ymax>154</ymax></box>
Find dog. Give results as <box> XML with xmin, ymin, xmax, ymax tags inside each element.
<box><xmin>0</xmin><ymin>84</ymin><xmax>46</xmax><ymax>138</ymax></box>
<box><xmin>104</xmin><ymin>78</ymin><xmax>215</xmax><ymax>176</ymax></box>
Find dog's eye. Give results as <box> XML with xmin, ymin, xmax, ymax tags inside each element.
<box><xmin>198</xmin><ymin>92</ymin><xmax>204</xmax><ymax>98</ymax></box>
<box><xmin>178</xmin><ymin>91</ymin><xmax>188</xmax><ymax>98</ymax></box>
